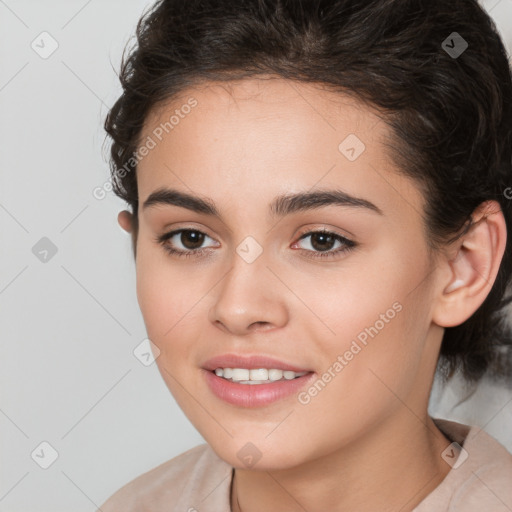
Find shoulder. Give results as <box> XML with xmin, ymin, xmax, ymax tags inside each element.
<box><xmin>452</xmin><ymin>422</ymin><xmax>512</xmax><ymax>510</ymax></box>
<box><xmin>417</xmin><ymin>419</ymin><xmax>512</xmax><ymax>511</ymax></box>
<box><xmin>98</xmin><ymin>443</ymin><xmax>233</xmax><ymax>512</ymax></box>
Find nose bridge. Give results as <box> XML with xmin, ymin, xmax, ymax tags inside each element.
<box><xmin>222</xmin><ymin>230</ymin><xmax>270</xmax><ymax>289</ymax></box>
<box><xmin>209</xmin><ymin>238</ymin><xmax>287</xmax><ymax>333</ymax></box>
<box><xmin>219</xmin><ymin>241</ymin><xmax>270</xmax><ymax>307</ymax></box>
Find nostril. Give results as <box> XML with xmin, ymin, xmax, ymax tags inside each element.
<box><xmin>249</xmin><ymin>321</ymin><xmax>271</xmax><ymax>330</ymax></box>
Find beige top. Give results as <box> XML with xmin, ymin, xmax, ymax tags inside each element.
<box><xmin>98</xmin><ymin>419</ymin><xmax>512</xmax><ymax>511</ymax></box>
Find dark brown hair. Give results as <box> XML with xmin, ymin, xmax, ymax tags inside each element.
<box><xmin>104</xmin><ymin>0</ymin><xmax>512</xmax><ymax>383</ymax></box>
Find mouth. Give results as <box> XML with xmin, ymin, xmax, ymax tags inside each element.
<box><xmin>201</xmin><ymin>354</ymin><xmax>315</xmax><ymax>407</ymax></box>
<box><xmin>212</xmin><ymin>367</ymin><xmax>309</xmax><ymax>384</ymax></box>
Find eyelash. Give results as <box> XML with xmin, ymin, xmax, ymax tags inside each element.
<box><xmin>155</xmin><ymin>228</ymin><xmax>357</xmax><ymax>260</ymax></box>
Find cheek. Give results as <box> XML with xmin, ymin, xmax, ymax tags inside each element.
<box><xmin>298</xmin><ymin>249</ymin><xmax>421</xmax><ymax>350</ymax></box>
<box><xmin>134</xmin><ymin>248</ymin><xmax>207</xmax><ymax>412</ymax></box>
<box><xmin>135</xmin><ymin>242</ymin><xmax>206</xmax><ymax>339</ymax></box>
<box><xmin>302</xmin><ymin>247</ymin><xmax>432</xmax><ymax>399</ymax></box>
<box><xmin>289</xmin><ymin>297</ymin><xmax>430</xmax><ymax>460</ymax></box>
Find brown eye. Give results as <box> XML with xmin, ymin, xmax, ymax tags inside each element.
<box><xmin>178</xmin><ymin>230</ymin><xmax>205</xmax><ymax>250</ymax></box>
<box><xmin>294</xmin><ymin>230</ymin><xmax>356</xmax><ymax>260</ymax></box>
<box><xmin>156</xmin><ymin>229</ymin><xmax>218</xmax><ymax>258</ymax></box>
<box><xmin>308</xmin><ymin>232</ymin><xmax>337</xmax><ymax>252</ymax></box>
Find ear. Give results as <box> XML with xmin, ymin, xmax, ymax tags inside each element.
<box><xmin>432</xmin><ymin>200</ymin><xmax>507</xmax><ymax>328</ymax></box>
<box><xmin>118</xmin><ymin>210</ymin><xmax>133</xmax><ymax>233</ymax></box>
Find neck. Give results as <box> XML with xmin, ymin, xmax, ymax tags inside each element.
<box><xmin>231</xmin><ymin>413</ymin><xmax>452</xmax><ymax>512</ymax></box>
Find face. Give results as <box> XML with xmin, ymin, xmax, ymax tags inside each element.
<box><xmin>132</xmin><ymin>77</ymin><xmax>444</xmax><ymax>470</ymax></box>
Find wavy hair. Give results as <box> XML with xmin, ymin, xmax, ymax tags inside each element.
<box><xmin>104</xmin><ymin>0</ymin><xmax>512</xmax><ymax>383</ymax></box>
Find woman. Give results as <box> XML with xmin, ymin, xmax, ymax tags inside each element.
<box><xmin>99</xmin><ymin>0</ymin><xmax>512</xmax><ymax>510</ymax></box>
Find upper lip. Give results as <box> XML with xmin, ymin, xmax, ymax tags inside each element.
<box><xmin>202</xmin><ymin>354</ymin><xmax>312</xmax><ymax>373</ymax></box>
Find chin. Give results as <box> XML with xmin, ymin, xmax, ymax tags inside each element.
<box><xmin>204</xmin><ymin>434</ymin><xmax>309</xmax><ymax>471</ymax></box>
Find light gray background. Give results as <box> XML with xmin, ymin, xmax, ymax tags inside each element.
<box><xmin>1</xmin><ymin>1</ymin><xmax>511</xmax><ymax>511</ymax></box>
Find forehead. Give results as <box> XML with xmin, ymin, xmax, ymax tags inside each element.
<box><xmin>141</xmin><ymin>77</ymin><xmax>379</xmax><ymax>146</ymax></box>
<box><xmin>136</xmin><ymin>77</ymin><xmax>424</xmax><ymax>220</ymax></box>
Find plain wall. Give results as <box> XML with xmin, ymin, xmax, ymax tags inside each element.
<box><xmin>1</xmin><ymin>1</ymin><xmax>511</xmax><ymax>510</ymax></box>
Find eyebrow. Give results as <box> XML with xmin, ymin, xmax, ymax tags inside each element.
<box><xmin>142</xmin><ymin>187</ymin><xmax>383</xmax><ymax>218</ymax></box>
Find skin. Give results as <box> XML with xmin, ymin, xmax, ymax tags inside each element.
<box><xmin>117</xmin><ymin>77</ymin><xmax>506</xmax><ymax>512</ymax></box>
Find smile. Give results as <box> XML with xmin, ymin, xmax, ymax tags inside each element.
<box><xmin>203</xmin><ymin>369</ymin><xmax>315</xmax><ymax>407</ymax></box>
<box><xmin>214</xmin><ymin>367</ymin><xmax>308</xmax><ymax>384</ymax></box>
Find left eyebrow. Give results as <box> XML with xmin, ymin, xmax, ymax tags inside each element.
<box><xmin>142</xmin><ymin>187</ymin><xmax>383</xmax><ymax>218</ymax></box>
<box><xmin>270</xmin><ymin>189</ymin><xmax>383</xmax><ymax>217</ymax></box>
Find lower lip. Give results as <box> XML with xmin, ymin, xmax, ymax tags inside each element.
<box><xmin>202</xmin><ymin>369</ymin><xmax>316</xmax><ymax>408</ymax></box>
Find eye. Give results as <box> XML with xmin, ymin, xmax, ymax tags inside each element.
<box><xmin>155</xmin><ymin>229</ymin><xmax>219</xmax><ymax>258</ymax></box>
<box><xmin>155</xmin><ymin>228</ymin><xmax>357</xmax><ymax>260</ymax></box>
<box><xmin>292</xmin><ymin>229</ymin><xmax>356</xmax><ymax>259</ymax></box>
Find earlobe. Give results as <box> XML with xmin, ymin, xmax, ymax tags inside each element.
<box><xmin>118</xmin><ymin>210</ymin><xmax>133</xmax><ymax>233</ymax></box>
<box><xmin>433</xmin><ymin>200</ymin><xmax>507</xmax><ymax>328</ymax></box>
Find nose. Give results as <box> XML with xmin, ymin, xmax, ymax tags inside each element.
<box><xmin>208</xmin><ymin>249</ymin><xmax>289</xmax><ymax>336</ymax></box>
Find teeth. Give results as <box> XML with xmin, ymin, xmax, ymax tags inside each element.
<box><xmin>231</xmin><ymin>368</ymin><xmax>250</xmax><ymax>381</ymax></box>
<box><xmin>214</xmin><ymin>367</ymin><xmax>308</xmax><ymax>383</ymax></box>
<box><xmin>250</xmin><ymin>369</ymin><xmax>268</xmax><ymax>380</ymax></box>
<box><xmin>268</xmin><ymin>369</ymin><xmax>283</xmax><ymax>381</ymax></box>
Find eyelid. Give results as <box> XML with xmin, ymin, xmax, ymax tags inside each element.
<box><xmin>292</xmin><ymin>228</ymin><xmax>356</xmax><ymax>253</ymax></box>
<box><xmin>295</xmin><ymin>224</ymin><xmax>355</xmax><ymax>242</ymax></box>
<box><xmin>159</xmin><ymin>223</ymin><xmax>218</xmax><ymax>240</ymax></box>
<box><xmin>158</xmin><ymin>227</ymin><xmax>219</xmax><ymax>247</ymax></box>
